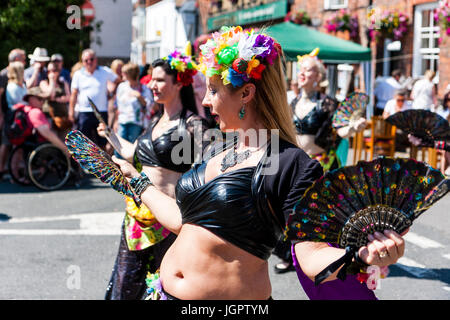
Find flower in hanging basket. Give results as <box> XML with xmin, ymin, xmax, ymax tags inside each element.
<box><xmin>285</xmin><ymin>8</ymin><xmax>312</xmax><ymax>26</ymax></box>
<box><xmin>324</xmin><ymin>9</ymin><xmax>360</xmax><ymax>41</ymax></box>
<box><xmin>368</xmin><ymin>10</ymin><xmax>410</xmax><ymax>41</ymax></box>
<box><xmin>434</xmin><ymin>0</ymin><xmax>450</xmax><ymax>42</ymax></box>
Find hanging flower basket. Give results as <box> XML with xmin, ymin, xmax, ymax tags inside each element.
<box><xmin>368</xmin><ymin>10</ymin><xmax>410</xmax><ymax>41</ymax></box>
<box><xmin>285</xmin><ymin>8</ymin><xmax>312</xmax><ymax>26</ymax></box>
<box><xmin>434</xmin><ymin>0</ymin><xmax>450</xmax><ymax>43</ymax></box>
<box><xmin>324</xmin><ymin>9</ymin><xmax>359</xmax><ymax>41</ymax></box>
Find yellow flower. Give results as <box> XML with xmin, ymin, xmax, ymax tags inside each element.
<box><xmin>246</xmin><ymin>58</ymin><xmax>260</xmax><ymax>74</ymax></box>
<box><xmin>221</xmin><ymin>69</ymin><xmax>230</xmax><ymax>85</ymax></box>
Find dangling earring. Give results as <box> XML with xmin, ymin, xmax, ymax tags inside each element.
<box><xmin>239</xmin><ymin>104</ymin><xmax>246</xmax><ymax>120</ymax></box>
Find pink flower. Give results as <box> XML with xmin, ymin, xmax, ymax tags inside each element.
<box><xmin>128</xmin><ymin>222</ymin><xmax>142</xmax><ymax>239</ymax></box>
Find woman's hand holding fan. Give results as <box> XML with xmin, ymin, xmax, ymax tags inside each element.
<box><xmin>286</xmin><ymin>157</ymin><xmax>450</xmax><ymax>285</ymax></box>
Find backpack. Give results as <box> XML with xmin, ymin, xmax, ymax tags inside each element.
<box><xmin>5</xmin><ymin>104</ymin><xmax>33</xmax><ymax>145</ymax></box>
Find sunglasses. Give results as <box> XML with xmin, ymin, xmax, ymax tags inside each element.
<box><xmin>396</xmin><ymin>98</ymin><xmax>405</xmax><ymax>102</ymax></box>
<box><xmin>83</xmin><ymin>57</ymin><xmax>95</xmax><ymax>63</ymax></box>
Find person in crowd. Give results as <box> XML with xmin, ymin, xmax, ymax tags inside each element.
<box><xmin>0</xmin><ymin>59</ymin><xmax>27</xmax><ymax>178</ymax></box>
<box><xmin>433</xmin><ymin>90</ymin><xmax>450</xmax><ymax>122</ymax></box>
<box><xmin>50</xmin><ymin>53</ymin><xmax>72</xmax><ymax>86</ymax></box>
<box><xmin>0</xmin><ymin>50</ymin><xmax>26</xmax><ymax>179</ymax></box>
<box><xmin>382</xmin><ymin>89</ymin><xmax>412</xmax><ymax>119</ymax></box>
<box><xmin>98</xmin><ymin>50</ymin><xmax>212</xmax><ymax>300</ymax></box>
<box><xmin>12</xmin><ymin>87</ymin><xmax>70</xmax><ymax>157</ymax></box>
<box><xmin>374</xmin><ymin>69</ymin><xmax>403</xmax><ymax>116</ymax></box>
<box><xmin>106</xmin><ymin>59</ymin><xmax>125</xmax><ymax>153</ymax></box>
<box><xmin>39</xmin><ymin>61</ymin><xmax>72</xmax><ymax>138</ymax></box>
<box><xmin>411</xmin><ymin>70</ymin><xmax>436</xmax><ymax>110</ymax></box>
<box><xmin>69</xmin><ymin>61</ymin><xmax>83</xmax><ymax>128</ymax></box>
<box><xmin>114</xmin><ymin>62</ymin><xmax>153</xmax><ymax>144</ymax></box>
<box><xmin>5</xmin><ymin>62</ymin><xmax>27</xmax><ymax>110</ymax></box>
<box><xmin>68</xmin><ymin>49</ymin><xmax>121</xmax><ymax>149</ymax></box>
<box><xmin>24</xmin><ymin>47</ymin><xmax>50</xmax><ymax>89</ymax></box>
<box><xmin>139</xmin><ymin>64</ymin><xmax>152</xmax><ymax>86</ymax></box>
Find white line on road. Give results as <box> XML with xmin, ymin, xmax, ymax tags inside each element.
<box><xmin>0</xmin><ymin>212</ymin><xmax>123</xmax><ymax>236</ymax></box>
<box><xmin>403</xmin><ymin>232</ymin><xmax>444</xmax><ymax>249</ymax></box>
<box><xmin>442</xmin><ymin>254</ymin><xmax>450</xmax><ymax>260</ymax></box>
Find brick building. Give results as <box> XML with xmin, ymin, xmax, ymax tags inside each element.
<box><xmin>284</xmin><ymin>0</ymin><xmax>448</xmax><ymax>97</ymax></box>
<box><xmin>197</xmin><ymin>0</ymin><xmax>449</xmax><ymax>98</ymax></box>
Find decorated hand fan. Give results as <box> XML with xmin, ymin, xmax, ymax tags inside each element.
<box><xmin>65</xmin><ymin>130</ymin><xmax>140</xmax><ymax>206</ymax></box>
<box><xmin>285</xmin><ymin>157</ymin><xmax>450</xmax><ymax>285</ymax></box>
<box><xmin>332</xmin><ymin>92</ymin><xmax>369</xmax><ymax>129</ymax></box>
<box><xmin>385</xmin><ymin>109</ymin><xmax>450</xmax><ymax>142</ymax></box>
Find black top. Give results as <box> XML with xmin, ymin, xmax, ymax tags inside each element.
<box><xmin>175</xmin><ymin>138</ymin><xmax>324</xmax><ymax>260</ymax></box>
<box><xmin>291</xmin><ymin>92</ymin><xmax>340</xmax><ymax>151</ymax></box>
<box><xmin>135</xmin><ymin>112</ymin><xmax>212</xmax><ymax>173</ymax></box>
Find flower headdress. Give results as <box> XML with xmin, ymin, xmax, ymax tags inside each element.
<box><xmin>198</xmin><ymin>26</ymin><xmax>281</xmax><ymax>87</ymax></box>
<box><xmin>163</xmin><ymin>43</ymin><xmax>198</xmax><ymax>87</ymax></box>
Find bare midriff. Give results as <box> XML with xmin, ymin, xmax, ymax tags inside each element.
<box><xmin>160</xmin><ymin>223</ymin><xmax>271</xmax><ymax>300</ymax></box>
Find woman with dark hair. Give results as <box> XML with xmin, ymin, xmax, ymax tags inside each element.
<box><xmin>99</xmin><ymin>50</ymin><xmax>212</xmax><ymax>300</ymax></box>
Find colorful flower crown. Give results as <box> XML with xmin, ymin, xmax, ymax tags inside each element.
<box><xmin>163</xmin><ymin>48</ymin><xmax>198</xmax><ymax>87</ymax></box>
<box><xmin>198</xmin><ymin>26</ymin><xmax>281</xmax><ymax>87</ymax></box>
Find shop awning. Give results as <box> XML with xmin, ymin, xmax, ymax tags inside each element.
<box><xmin>266</xmin><ymin>22</ymin><xmax>372</xmax><ymax>63</ymax></box>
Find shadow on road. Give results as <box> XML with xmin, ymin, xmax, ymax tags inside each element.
<box><xmin>0</xmin><ymin>175</ymin><xmax>109</xmax><ymax>194</ymax></box>
<box><xmin>388</xmin><ymin>264</ymin><xmax>450</xmax><ymax>286</ymax></box>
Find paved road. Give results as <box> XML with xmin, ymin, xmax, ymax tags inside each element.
<box><xmin>0</xmin><ymin>175</ymin><xmax>449</xmax><ymax>300</ymax></box>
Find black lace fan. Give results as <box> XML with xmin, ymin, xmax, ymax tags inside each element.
<box><xmin>385</xmin><ymin>109</ymin><xmax>450</xmax><ymax>142</ymax></box>
<box><xmin>332</xmin><ymin>92</ymin><xmax>369</xmax><ymax>129</ymax></box>
<box><xmin>285</xmin><ymin>157</ymin><xmax>450</xmax><ymax>285</ymax></box>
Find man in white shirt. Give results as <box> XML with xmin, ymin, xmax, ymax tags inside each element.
<box><xmin>374</xmin><ymin>69</ymin><xmax>403</xmax><ymax>116</ymax></box>
<box><xmin>69</xmin><ymin>49</ymin><xmax>121</xmax><ymax>148</ymax></box>
<box><xmin>382</xmin><ymin>89</ymin><xmax>412</xmax><ymax>119</ymax></box>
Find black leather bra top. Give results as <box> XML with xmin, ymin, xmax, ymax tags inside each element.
<box><xmin>292</xmin><ymin>101</ymin><xmax>328</xmax><ymax>135</ymax></box>
<box><xmin>175</xmin><ymin>142</ymin><xmax>282</xmax><ymax>260</ymax></box>
<box><xmin>135</xmin><ymin>115</ymin><xmax>193</xmax><ymax>173</ymax></box>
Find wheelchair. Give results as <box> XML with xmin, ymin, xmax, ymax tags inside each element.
<box><xmin>7</xmin><ymin>136</ymin><xmax>73</xmax><ymax>191</ymax></box>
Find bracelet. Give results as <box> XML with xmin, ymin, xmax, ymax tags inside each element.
<box><xmin>130</xmin><ymin>172</ymin><xmax>154</xmax><ymax>198</ymax></box>
<box><xmin>435</xmin><ymin>140</ymin><xmax>445</xmax><ymax>150</ymax></box>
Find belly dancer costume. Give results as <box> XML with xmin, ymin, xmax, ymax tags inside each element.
<box><xmin>145</xmin><ymin>138</ymin><xmax>324</xmax><ymax>299</ymax></box>
<box><xmin>105</xmin><ymin>110</ymin><xmax>211</xmax><ymax>300</ymax></box>
<box><xmin>291</xmin><ymin>93</ymin><xmax>341</xmax><ymax>172</ymax></box>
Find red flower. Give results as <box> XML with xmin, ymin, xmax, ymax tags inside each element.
<box><xmin>177</xmin><ymin>69</ymin><xmax>197</xmax><ymax>86</ymax></box>
<box><xmin>249</xmin><ymin>64</ymin><xmax>266</xmax><ymax>80</ymax></box>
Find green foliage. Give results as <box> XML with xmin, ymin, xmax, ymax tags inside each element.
<box><xmin>0</xmin><ymin>0</ymin><xmax>100</xmax><ymax>69</ymax></box>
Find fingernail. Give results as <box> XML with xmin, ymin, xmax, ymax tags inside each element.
<box><xmin>374</xmin><ymin>231</ymin><xmax>382</xmax><ymax>237</ymax></box>
<box><xmin>368</xmin><ymin>234</ymin><xmax>374</xmax><ymax>241</ymax></box>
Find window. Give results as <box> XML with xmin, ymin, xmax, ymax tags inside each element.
<box><xmin>146</xmin><ymin>43</ymin><xmax>160</xmax><ymax>64</ymax></box>
<box><xmin>413</xmin><ymin>2</ymin><xmax>440</xmax><ymax>81</ymax></box>
<box><xmin>324</xmin><ymin>0</ymin><xmax>348</xmax><ymax>10</ymax></box>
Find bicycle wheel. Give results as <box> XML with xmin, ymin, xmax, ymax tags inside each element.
<box><xmin>8</xmin><ymin>144</ymin><xmax>32</xmax><ymax>186</ymax></box>
<box><xmin>28</xmin><ymin>143</ymin><xmax>71</xmax><ymax>191</ymax></box>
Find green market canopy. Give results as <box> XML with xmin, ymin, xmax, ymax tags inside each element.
<box><xmin>266</xmin><ymin>22</ymin><xmax>371</xmax><ymax>63</ymax></box>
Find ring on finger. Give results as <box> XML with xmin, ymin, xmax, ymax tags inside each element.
<box><xmin>379</xmin><ymin>250</ymin><xmax>388</xmax><ymax>259</ymax></box>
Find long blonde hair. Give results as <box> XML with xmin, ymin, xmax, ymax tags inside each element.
<box><xmin>7</xmin><ymin>61</ymin><xmax>24</xmax><ymax>85</ymax></box>
<box><xmin>229</xmin><ymin>48</ymin><xmax>298</xmax><ymax>147</ymax></box>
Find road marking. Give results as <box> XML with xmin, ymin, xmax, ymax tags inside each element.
<box><xmin>0</xmin><ymin>212</ymin><xmax>123</xmax><ymax>236</ymax></box>
<box><xmin>395</xmin><ymin>257</ymin><xmax>437</xmax><ymax>278</ymax></box>
<box><xmin>403</xmin><ymin>232</ymin><xmax>444</xmax><ymax>249</ymax></box>
<box><xmin>443</xmin><ymin>287</ymin><xmax>450</xmax><ymax>292</ymax></box>
<box><xmin>442</xmin><ymin>254</ymin><xmax>450</xmax><ymax>260</ymax></box>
